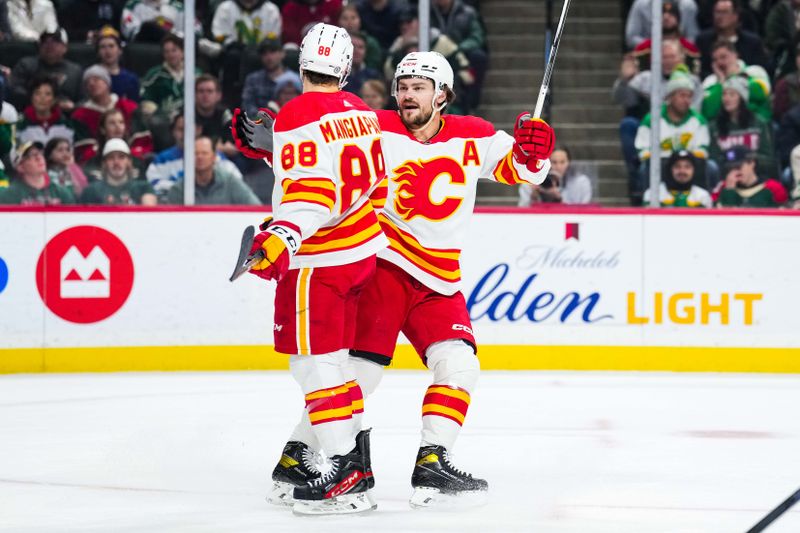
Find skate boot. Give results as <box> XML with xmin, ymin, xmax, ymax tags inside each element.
<box><xmin>292</xmin><ymin>429</ymin><xmax>376</xmax><ymax>515</ymax></box>
<box><xmin>409</xmin><ymin>445</ymin><xmax>488</xmax><ymax>508</ymax></box>
<box><xmin>266</xmin><ymin>441</ymin><xmax>321</xmax><ymax>506</ymax></box>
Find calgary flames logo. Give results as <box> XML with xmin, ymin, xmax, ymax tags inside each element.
<box><xmin>392</xmin><ymin>157</ymin><xmax>466</xmax><ymax>222</ymax></box>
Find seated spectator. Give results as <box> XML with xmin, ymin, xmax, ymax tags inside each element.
<box><xmin>715</xmin><ymin>145</ymin><xmax>787</xmax><ymax>206</ymax></box>
<box><xmin>701</xmin><ymin>40</ymin><xmax>771</xmax><ymax>121</ymax></box>
<box><xmin>0</xmin><ymin>140</ymin><xmax>75</xmax><ymax>205</ymax></box>
<box><xmin>264</xmin><ymin>72</ymin><xmax>302</xmax><ymax>113</ymax></box>
<box><xmin>359</xmin><ymin>78</ymin><xmax>389</xmax><ymax>110</ymax></box>
<box><xmin>643</xmin><ymin>150</ymin><xmax>712</xmax><ymax>207</ymax></box>
<box><xmin>345</xmin><ymin>32</ymin><xmax>382</xmax><ymax>95</ymax></box>
<box><xmin>16</xmin><ymin>76</ymin><xmax>86</xmax><ymax>148</ymax></box>
<box><xmin>281</xmin><ymin>0</ymin><xmax>343</xmax><ymax>46</ymax></box>
<box><xmin>242</xmin><ymin>37</ymin><xmax>301</xmax><ymax>115</ymax></box>
<box><xmin>44</xmin><ymin>137</ymin><xmax>88</xmax><ymax>197</ymax></box>
<box><xmin>195</xmin><ymin>74</ymin><xmax>236</xmax><ymax>158</ymax></box>
<box><xmin>57</xmin><ymin>0</ymin><xmax>124</xmax><ymax>43</ymax></box>
<box><xmin>1</xmin><ymin>89</ymin><xmax>19</xmax><ymax>166</ymax></box>
<box><xmin>778</xmin><ymin>105</ymin><xmax>800</xmax><ymax>183</ymax></box>
<box><xmin>356</xmin><ymin>0</ymin><xmax>402</xmax><ymax>50</ymax></box>
<box><xmin>764</xmin><ymin>0</ymin><xmax>800</xmax><ymax>79</ymax></box>
<box><xmin>167</xmin><ymin>136</ymin><xmax>260</xmax><ymax>205</ymax></box>
<box><xmin>79</xmin><ymin>108</ymin><xmax>152</xmax><ymax>178</ymax></box>
<box><xmin>72</xmin><ymin>65</ymin><xmax>139</xmax><ymax>138</ymax></box>
<box><xmin>625</xmin><ymin>0</ymin><xmax>699</xmax><ymax>49</ymax></box>
<box><xmin>140</xmin><ymin>33</ymin><xmax>199</xmax><ymax>120</ymax></box>
<box><xmin>518</xmin><ymin>145</ymin><xmax>592</xmax><ymax>206</ymax></box>
<box><xmin>773</xmin><ymin>43</ymin><xmax>800</xmax><ymax>121</ymax></box>
<box><xmin>634</xmin><ymin>72</ymin><xmax>711</xmax><ymax>202</ymax></box>
<box><xmin>696</xmin><ymin>0</ymin><xmax>768</xmax><ymax>79</ymax></box>
<box><xmin>431</xmin><ymin>0</ymin><xmax>487</xmax><ymax>109</ymax></box>
<box><xmin>80</xmin><ymin>138</ymin><xmax>157</xmax><ymax>205</ymax></box>
<box><xmin>147</xmin><ymin>113</ymin><xmax>243</xmax><ymax>200</ymax></box>
<box><xmin>121</xmin><ymin>0</ymin><xmax>185</xmax><ymax>42</ymax></box>
<box><xmin>709</xmin><ymin>76</ymin><xmax>777</xmax><ymax>178</ymax></box>
<box><xmin>8</xmin><ymin>28</ymin><xmax>83</xmax><ymax>111</ymax></box>
<box><xmin>95</xmin><ymin>26</ymin><xmax>140</xmax><ymax>102</ymax></box>
<box><xmin>338</xmin><ymin>4</ymin><xmax>383</xmax><ymax>70</ymax></box>
<box><xmin>632</xmin><ymin>1</ymin><xmax>701</xmax><ymax>75</ymax></box>
<box><xmin>212</xmin><ymin>0</ymin><xmax>282</xmax><ymax>105</ymax></box>
<box><xmin>7</xmin><ymin>0</ymin><xmax>58</xmax><ymax>42</ymax></box>
<box><xmin>384</xmin><ymin>11</ymin><xmax>473</xmax><ymax>114</ymax></box>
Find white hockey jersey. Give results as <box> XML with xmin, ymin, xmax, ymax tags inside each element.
<box><xmin>271</xmin><ymin>91</ymin><xmax>388</xmax><ymax>269</ymax></box>
<box><xmin>373</xmin><ymin>111</ymin><xmax>550</xmax><ymax>295</ymax></box>
<box><xmin>211</xmin><ymin>0</ymin><xmax>281</xmax><ymax>46</ymax></box>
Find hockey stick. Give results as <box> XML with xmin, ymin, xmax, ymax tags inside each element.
<box><xmin>533</xmin><ymin>0</ymin><xmax>572</xmax><ymax>119</ymax></box>
<box><xmin>228</xmin><ymin>225</ymin><xmax>265</xmax><ymax>282</ymax></box>
<box><xmin>745</xmin><ymin>487</ymin><xmax>800</xmax><ymax>533</ymax></box>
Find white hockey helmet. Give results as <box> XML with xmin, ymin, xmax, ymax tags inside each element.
<box><xmin>391</xmin><ymin>51</ymin><xmax>455</xmax><ymax>111</ymax></box>
<box><xmin>299</xmin><ymin>23</ymin><xmax>353</xmax><ymax>89</ymax></box>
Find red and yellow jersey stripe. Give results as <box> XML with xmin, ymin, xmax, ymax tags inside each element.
<box><xmin>421</xmin><ymin>384</ymin><xmax>471</xmax><ymax>426</ymax></box>
<box><xmin>369</xmin><ymin>177</ymin><xmax>388</xmax><ymax>210</ymax></box>
<box><xmin>492</xmin><ymin>152</ymin><xmax>529</xmax><ymax>185</ymax></box>
<box><xmin>296</xmin><ymin>200</ymin><xmax>384</xmax><ymax>257</ymax></box>
<box><xmin>305</xmin><ymin>384</ymin><xmax>353</xmax><ymax>426</ymax></box>
<box><xmin>281</xmin><ymin>177</ymin><xmax>337</xmax><ymax>212</ymax></box>
<box><xmin>378</xmin><ymin>214</ymin><xmax>461</xmax><ymax>284</ymax></box>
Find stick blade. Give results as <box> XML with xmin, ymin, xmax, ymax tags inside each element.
<box><xmin>229</xmin><ymin>225</ymin><xmax>256</xmax><ymax>282</ymax></box>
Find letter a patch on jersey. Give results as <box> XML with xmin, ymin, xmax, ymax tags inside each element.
<box><xmin>462</xmin><ymin>140</ymin><xmax>480</xmax><ymax>167</ymax></box>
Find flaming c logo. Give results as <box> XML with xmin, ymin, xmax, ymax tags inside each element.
<box><xmin>392</xmin><ymin>157</ymin><xmax>466</xmax><ymax>222</ymax></box>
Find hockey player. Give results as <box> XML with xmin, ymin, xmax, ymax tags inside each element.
<box><xmin>234</xmin><ymin>50</ymin><xmax>554</xmax><ymax>508</ymax></box>
<box><xmin>231</xmin><ymin>23</ymin><xmax>387</xmax><ymax>515</ymax></box>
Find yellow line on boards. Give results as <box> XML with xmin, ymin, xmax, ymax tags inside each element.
<box><xmin>1</xmin><ymin>345</ymin><xmax>799</xmax><ymax>374</ymax></box>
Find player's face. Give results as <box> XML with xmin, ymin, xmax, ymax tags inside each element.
<box><xmin>396</xmin><ymin>77</ymin><xmax>437</xmax><ymax>128</ymax></box>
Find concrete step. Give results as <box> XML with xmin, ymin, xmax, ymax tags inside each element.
<box><xmin>484</xmin><ymin>16</ymin><xmax>622</xmax><ymax>35</ymax></box>
<box><xmin>483</xmin><ymin>86</ymin><xmax>613</xmax><ymax>105</ymax></box>
<box><xmin>478</xmin><ymin>103</ymin><xmax>623</xmax><ymax>124</ymax></box>
<box><xmin>491</xmin><ymin>50</ymin><xmax>618</xmax><ymax>70</ymax></box>
<box><xmin>484</xmin><ymin>68</ymin><xmax>618</xmax><ymax>90</ymax></box>
<box><xmin>551</xmin><ymin>139</ymin><xmax>623</xmax><ymax>161</ymax></box>
<box><xmin>488</xmin><ymin>33</ymin><xmax>621</xmax><ymax>53</ymax></box>
<box><xmin>481</xmin><ymin>0</ymin><xmax>621</xmax><ymax>19</ymax></box>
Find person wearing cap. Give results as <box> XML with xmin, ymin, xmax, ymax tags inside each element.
<box><xmin>7</xmin><ymin>28</ymin><xmax>83</xmax><ymax>111</ymax></box>
<box><xmin>6</xmin><ymin>0</ymin><xmax>58</xmax><ymax>42</ymax></box>
<box><xmin>701</xmin><ymin>40</ymin><xmax>771</xmax><ymax>122</ymax></box>
<box><xmin>716</xmin><ymin>145</ymin><xmax>788</xmax><ymax>207</ymax></box>
<box><xmin>72</xmin><ymin>65</ymin><xmax>139</xmax><ymax>139</ymax></box>
<box><xmin>632</xmin><ymin>2</ymin><xmax>702</xmax><ymax>76</ymax></box>
<box><xmin>241</xmin><ymin>36</ymin><xmax>300</xmax><ymax>115</ymax></box>
<box><xmin>95</xmin><ymin>26</ymin><xmax>141</xmax><ymax>103</ymax></box>
<box><xmin>625</xmin><ymin>0</ymin><xmax>699</xmax><ymax>49</ymax></box>
<box><xmin>695</xmin><ymin>0</ymin><xmax>768</xmax><ymax>79</ymax></box>
<box><xmin>634</xmin><ymin>70</ymin><xmax>711</xmax><ymax>203</ymax></box>
<box><xmin>0</xmin><ymin>140</ymin><xmax>75</xmax><ymax>205</ymax></box>
<box><xmin>166</xmin><ymin>136</ymin><xmax>259</xmax><ymax>205</ymax></box>
<box><xmin>79</xmin><ymin>138</ymin><xmax>157</xmax><ymax>205</ymax></box>
<box><xmin>709</xmin><ymin>75</ymin><xmax>777</xmax><ymax>180</ymax></box>
<box><xmin>644</xmin><ymin>150</ymin><xmax>712</xmax><ymax>208</ymax></box>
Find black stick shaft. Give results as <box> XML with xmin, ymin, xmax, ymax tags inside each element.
<box><xmin>746</xmin><ymin>488</ymin><xmax>800</xmax><ymax>533</ymax></box>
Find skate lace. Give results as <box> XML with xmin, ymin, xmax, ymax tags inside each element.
<box><xmin>442</xmin><ymin>450</ymin><xmax>472</xmax><ymax>478</ymax></box>
<box><xmin>301</xmin><ymin>447</ymin><xmax>321</xmax><ymax>474</ymax></box>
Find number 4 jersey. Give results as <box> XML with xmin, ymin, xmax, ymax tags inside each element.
<box><xmin>373</xmin><ymin>111</ymin><xmax>551</xmax><ymax>295</ymax></box>
<box><xmin>271</xmin><ymin>91</ymin><xmax>388</xmax><ymax>269</ymax></box>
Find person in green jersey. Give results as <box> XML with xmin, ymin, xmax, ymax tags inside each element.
<box><xmin>0</xmin><ymin>140</ymin><xmax>75</xmax><ymax>205</ymax></box>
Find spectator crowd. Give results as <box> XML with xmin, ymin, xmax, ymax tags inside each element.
<box><xmin>616</xmin><ymin>0</ymin><xmax>800</xmax><ymax>208</ymax></box>
<box><xmin>0</xmin><ymin>0</ymin><xmax>490</xmax><ymax>206</ymax></box>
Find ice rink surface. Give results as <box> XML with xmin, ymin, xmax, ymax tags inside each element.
<box><xmin>1</xmin><ymin>370</ymin><xmax>799</xmax><ymax>533</ymax></box>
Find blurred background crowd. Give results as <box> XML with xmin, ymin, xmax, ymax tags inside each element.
<box><xmin>0</xmin><ymin>0</ymin><xmax>798</xmax><ymax>209</ymax></box>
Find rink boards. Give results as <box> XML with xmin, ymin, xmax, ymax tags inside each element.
<box><xmin>1</xmin><ymin>206</ymin><xmax>799</xmax><ymax>373</ymax></box>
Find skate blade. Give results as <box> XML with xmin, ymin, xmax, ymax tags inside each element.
<box><xmin>292</xmin><ymin>491</ymin><xmax>377</xmax><ymax>516</ymax></box>
<box><xmin>266</xmin><ymin>481</ymin><xmax>295</xmax><ymax>507</ymax></box>
<box><xmin>409</xmin><ymin>487</ymin><xmax>489</xmax><ymax>510</ymax></box>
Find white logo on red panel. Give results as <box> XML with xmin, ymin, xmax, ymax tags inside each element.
<box><xmin>36</xmin><ymin>226</ymin><xmax>134</xmax><ymax>324</ymax></box>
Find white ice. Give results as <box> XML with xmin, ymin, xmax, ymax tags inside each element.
<box><xmin>1</xmin><ymin>371</ymin><xmax>799</xmax><ymax>533</ymax></box>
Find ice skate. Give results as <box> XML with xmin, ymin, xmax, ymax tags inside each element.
<box><xmin>267</xmin><ymin>441</ymin><xmax>321</xmax><ymax>506</ymax></box>
<box><xmin>409</xmin><ymin>445</ymin><xmax>488</xmax><ymax>509</ymax></box>
<box><xmin>292</xmin><ymin>429</ymin><xmax>376</xmax><ymax>515</ymax></box>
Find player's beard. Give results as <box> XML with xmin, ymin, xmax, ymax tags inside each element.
<box><xmin>401</xmin><ymin>105</ymin><xmax>434</xmax><ymax>129</ymax></box>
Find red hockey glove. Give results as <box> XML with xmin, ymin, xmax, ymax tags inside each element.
<box><xmin>247</xmin><ymin>224</ymin><xmax>298</xmax><ymax>282</ymax></box>
<box><xmin>232</xmin><ymin>107</ymin><xmax>276</xmax><ymax>164</ymax></box>
<box><xmin>513</xmin><ymin>113</ymin><xmax>556</xmax><ymax>169</ymax></box>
